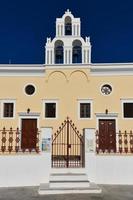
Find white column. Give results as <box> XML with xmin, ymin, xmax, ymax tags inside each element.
<box><xmin>82</xmin><ymin>48</ymin><xmax>85</xmax><ymax>64</ymax></box>
<box><xmin>85</xmin><ymin>50</ymin><xmax>88</xmax><ymax>64</ymax></box>
<box><xmin>61</xmin><ymin>25</ymin><xmax>63</xmax><ymax>36</ymax></box>
<box><xmin>69</xmin><ymin>49</ymin><xmax>72</xmax><ymax>64</ymax></box>
<box><xmin>72</xmin><ymin>24</ymin><xmax>74</xmax><ymax>36</ymax></box>
<box><xmin>62</xmin><ymin>24</ymin><xmax>65</xmax><ymax>36</ymax></box>
<box><xmin>58</xmin><ymin>25</ymin><xmax>60</xmax><ymax>36</ymax></box>
<box><xmin>59</xmin><ymin>25</ymin><xmax>62</xmax><ymax>36</ymax></box>
<box><xmin>45</xmin><ymin>49</ymin><xmax>47</xmax><ymax>64</ymax></box>
<box><xmin>87</xmin><ymin>49</ymin><xmax>90</xmax><ymax>64</ymax></box>
<box><xmin>64</xmin><ymin>48</ymin><xmax>67</xmax><ymax>64</ymax></box>
<box><xmin>52</xmin><ymin>49</ymin><xmax>54</xmax><ymax>64</ymax></box>
<box><xmin>56</xmin><ymin>23</ymin><xmax>58</xmax><ymax>37</ymax></box>
<box><xmin>75</xmin><ymin>24</ymin><xmax>77</xmax><ymax>36</ymax></box>
<box><xmin>77</xmin><ymin>24</ymin><xmax>79</xmax><ymax>36</ymax></box>
<box><xmin>89</xmin><ymin>48</ymin><xmax>91</xmax><ymax>63</ymax></box>
<box><xmin>47</xmin><ymin>50</ymin><xmax>49</xmax><ymax>64</ymax></box>
<box><xmin>76</xmin><ymin>24</ymin><xmax>78</xmax><ymax>36</ymax></box>
<box><xmin>50</xmin><ymin>50</ymin><xmax>52</xmax><ymax>64</ymax></box>
<box><xmin>67</xmin><ymin>50</ymin><xmax>69</xmax><ymax>64</ymax></box>
<box><xmin>79</xmin><ymin>23</ymin><xmax>81</xmax><ymax>36</ymax></box>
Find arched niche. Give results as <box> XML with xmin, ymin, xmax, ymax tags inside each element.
<box><xmin>72</xmin><ymin>40</ymin><xmax>82</xmax><ymax>63</ymax></box>
<box><xmin>55</xmin><ymin>40</ymin><xmax>64</xmax><ymax>64</ymax></box>
<box><xmin>65</xmin><ymin>16</ymin><xmax>72</xmax><ymax>35</ymax></box>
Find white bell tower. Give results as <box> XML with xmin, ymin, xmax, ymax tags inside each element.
<box><xmin>45</xmin><ymin>10</ymin><xmax>91</xmax><ymax>65</ymax></box>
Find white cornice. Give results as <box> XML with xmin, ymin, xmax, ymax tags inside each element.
<box><xmin>95</xmin><ymin>113</ymin><xmax>118</xmax><ymax>117</ymax></box>
<box><xmin>0</xmin><ymin>63</ymin><xmax>133</xmax><ymax>76</ymax></box>
<box><xmin>90</xmin><ymin>63</ymin><xmax>133</xmax><ymax>76</ymax></box>
<box><xmin>0</xmin><ymin>64</ymin><xmax>45</xmax><ymax>76</ymax></box>
<box><xmin>18</xmin><ymin>112</ymin><xmax>40</xmax><ymax>116</ymax></box>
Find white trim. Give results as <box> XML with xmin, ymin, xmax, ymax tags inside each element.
<box><xmin>0</xmin><ymin>65</ymin><xmax>45</xmax><ymax>77</ymax></box>
<box><xmin>18</xmin><ymin>112</ymin><xmax>40</xmax><ymax>117</ymax></box>
<box><xmin>1</xmin><ymin>99</ymin><xmax>16</xmax><ymax>119</ymax></box>
<box><xmin>95</xmin><ymin>113</ymin><xmax>118</xmax><ymax>132</ymax></box>
<box><xmin>90</xmin><ymin>64</ymin><xmax>133</xmax><ymax>76</ymax></box>
<box><xmin>23</xmin><ymin>83</ymin><xmax>36</xmax><ymax>97</ymax></box>
<box><xmin>43</xmin><ymin>100</ymin><xmax>58</xmax><ymax>120</ymax></box>
<box><xmin>95</xmin><ymin>113</ymin><xmax>118</xmax><ymax>118</ymax></box>
<box><xmin>77</xmin><ymin>99</ymin><xmax>93</xmax><ymax>120</ymax></box>
<box><xmin>121</xmin><ymin>99</ymin><xmax>133</xmax><ymax>120</ymax></box>
<box><xmin>19</xmin><ymin>115</ymin><xmax>40</xmax><ymax>130</ymax></box>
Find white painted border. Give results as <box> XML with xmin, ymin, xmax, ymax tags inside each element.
<box><xmin>23</xmin><ymin>83</ymin><xmax>37</xmax><ymax>97</ymax></box>
<box><xmin>77</xmin><ymin>99</ymin><xmax>93</xmax><ymax>120</ymax></box>
<box><xmin>96</xmin><ymin>115</ymin><xmax>118</xmax><ymax>132</ymax></box>
<box><xmin>100</xmin><ymin>83</ymin><xmax>113</xmax><ymax>96</ymax></box>
<box><xmin>43</xmin><ymin>99</ymin><xmax>58</xmax><ymax>120</ymax></box>
<box><xmin>121</xmin><ymin>99</ymin><xmax>133</xmax><ymax>120</ymax></box>
<box><xmin>1</xmin><ymin>99</ymin><xmax>16</xmax><ymax>119</ymax></box>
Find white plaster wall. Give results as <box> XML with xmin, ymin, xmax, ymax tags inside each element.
<box><xmin>85</xmin><ymin>128</ymin><xmax>133</xmax><ymax>185</ymax></box>
<box><xmin>0</xmin><ymin>153</ymin><xmax>51</xmax><ymax>187</ymax></box>
<box><xmin>86</xmin><ymin>153</ymin><xmax>133</xmax><ymax>185</ymax></box>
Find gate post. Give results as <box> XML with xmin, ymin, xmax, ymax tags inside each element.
<box><xmin>84</xmin><ymin>128</ymin><xmax>96</xmax><ymax>182</ymax></box>
<box><xmin>66</xmin><ymin>118</ymin><xmax>69</xmax><ymax>168</ymax></box>
<box><xmin>40</xmin><ymin>127</ymin><xmax>52</xmax><ymax>182</ymax></box>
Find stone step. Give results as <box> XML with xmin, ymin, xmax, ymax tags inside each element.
<box><xmin>51</xmin><ymin>168</ymin><xmax>86</xmax><ymax>174</ymax></box>
<box><xmin>49</xmin><ymin>173</ymin><xmax>90</xmax><ymax>188</ymax></box>
<box><xmin>50</xmin><ymin>173</ymin><xmax>88</xmax><ymax>182</ymax></box>
<box><xmin>50</xmin><ymin>181</ymin><xmax>90</xmax><ymax>188</ymax></box>
<box><xmin>38</xmin><ymin>183</ymin><xmax>102</xmax><ymax>195</ymax></box>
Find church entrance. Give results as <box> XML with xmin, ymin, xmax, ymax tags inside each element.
<box><xmin>52</xmin><ymin>117</ymin><xmax>85</xmax><ymax>168</ymax></box>
<box><xmin>21</xmin><ymin>119</ymin><xmax>38</xmax><ymax>151</ymax></box>
<box><xmin>98</xmin><ymin>119</ymin><xmax>116</xmax><ymax>152</ymax></box>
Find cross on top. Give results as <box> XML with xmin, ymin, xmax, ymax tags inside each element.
<box><xmin>65</xmin><ymin>9</ymin><xmax>71</xmax><ymax>14</ymax></box>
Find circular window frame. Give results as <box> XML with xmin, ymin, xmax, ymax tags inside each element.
<box><xmin>24</xmin><ymin>83</ymin><xmax>36</xmax><ymax>96</ymax></box>
<box><xmin>100</xmin><ymin>83</ymin><xmax>113</xmax><ymax>96</ymax></box>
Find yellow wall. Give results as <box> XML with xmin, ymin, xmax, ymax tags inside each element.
<box><xmin>0</xmin><ymin>67</ymin><xmax>133</xmax><ymax>133</ymax></box>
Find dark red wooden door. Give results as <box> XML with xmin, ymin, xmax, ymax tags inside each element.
<box><xmin>99</xmin><ymin>119</ymin><xmax>116</xmax><ymax>152</ymax></box>
<box><xmin>21</xmin><ymin>119</ymin><xmax>37</xmax><ymax>150</ymax></box>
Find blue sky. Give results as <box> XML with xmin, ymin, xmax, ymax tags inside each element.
<box><xmin>0</xmin><ymin>0</ymin><xmax>133</xmax><ymax>64</ymax></box>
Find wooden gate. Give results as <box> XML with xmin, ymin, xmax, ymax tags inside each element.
<box><xmin>52</xmin><ymin>117</ymin><xmax>85</xmax><ymax>168</ymax></box>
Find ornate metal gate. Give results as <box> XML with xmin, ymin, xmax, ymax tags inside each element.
<box><xmin>52</xmin><ymin>117</ymin><xmax>85</xmax><ymax>168</ymax></box>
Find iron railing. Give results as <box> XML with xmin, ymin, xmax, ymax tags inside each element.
<box><xmin>96</xmin><ymin>130</ymin><xmax>133</xmax><ymax>154</ymax></box>
<box><xmin>0</xmin><ymin>127</ymin><xmax>40</xmax><ymax>154</ymax></box>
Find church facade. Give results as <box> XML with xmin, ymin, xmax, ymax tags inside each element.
<box><xmin>0</xmin><ymin>9</ymin><xmax>133</xmax><ymax>163</ymax></box>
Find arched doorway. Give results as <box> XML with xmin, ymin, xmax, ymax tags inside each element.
<box><xmin>72</xmin><ymin>40</ymin><xmax>82</xmax><ymax>63</ymax></box>
<box><xmin>55</xmin><ymin>40</ymin><xmax>64</xmax><ymax>64</ymax></box>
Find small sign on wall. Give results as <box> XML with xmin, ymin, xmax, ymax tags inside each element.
<box><xmin>42</xmin><ymin>138</ymin><xmax>51</xmax><ymax>152</ymax></box>
<box><xmin>85</xmin><ymin>128</ymin><xmax>95</xmax><ymax>153</ymax></box>
<box><xmin>86</xmin><ymin>139</ymin><xmax>94</xmax><ymax>152</ymax></box>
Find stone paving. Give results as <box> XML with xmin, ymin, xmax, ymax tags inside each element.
<box><xmin>0</xmin><ymin>185</ymin><xmax>133</xmax><ymax>200</ymax></box>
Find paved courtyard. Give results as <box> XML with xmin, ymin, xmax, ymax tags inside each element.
<box><xmin>0</xmin><ymin>185</ymin><xmax>133</xmax><ymax>200</ymax></box>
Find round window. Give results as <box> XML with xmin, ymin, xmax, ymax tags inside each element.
<box><xmin>101</xmin><ymin>84</ymin><xmax>112</xmax><ymax>95</ymax></box>
<box><xmin>25</xmin><ymin>85</ymin><xmax>35</xmax><ymax>95</ymax></box>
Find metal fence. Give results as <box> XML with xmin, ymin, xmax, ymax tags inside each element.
<box><xmin>96</xmin><ymin>130</ymin><xmax>133</xmax><ymax>154</ymax></box>
<box><xmin>0</xmin><ymin>127</ymin><xmax>40</xmax><ymax>154</ymax></box>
